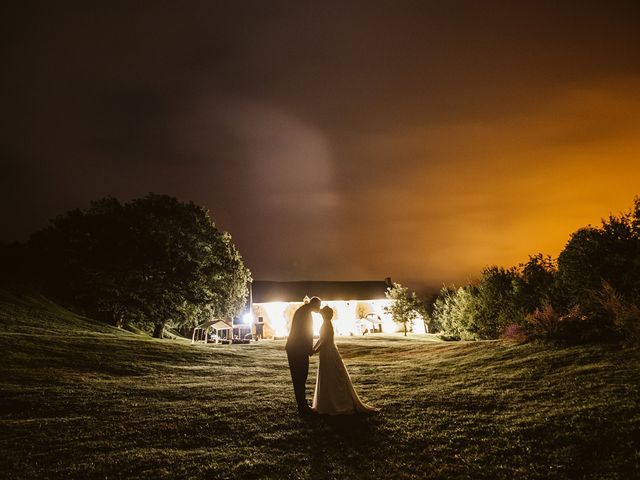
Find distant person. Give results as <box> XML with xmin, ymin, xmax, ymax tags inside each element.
<box><xmin>312</xmin><ymin>306</ymin><xmax>377</xmax><ymax>415</ymax></box>
<box><xmin>285</xmin><ymin>296</ymin><xmax>321</xmax><ymax>416</ymax></box>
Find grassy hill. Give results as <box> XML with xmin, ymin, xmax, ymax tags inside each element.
<box><xmin>0</xmin><ymin>289</ymin><xmax>638</xmax><ymax>479</ymax></box>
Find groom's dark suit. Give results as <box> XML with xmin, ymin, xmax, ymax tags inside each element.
<box><xmin>285</xmin><ymin>301</ymin><xmax>316</xmax><ymax>412</ymax></box>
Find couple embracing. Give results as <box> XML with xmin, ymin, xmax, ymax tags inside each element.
<box><xmin>285</xmin><ymin>296</ymin><xmax>377</xmax><ymax>416</ymax></box>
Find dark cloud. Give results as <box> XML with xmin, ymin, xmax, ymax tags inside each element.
<box><xmin>1</xmin><ymin>1</ymin><xmax>639</xmax><ymax>290</ymax></box>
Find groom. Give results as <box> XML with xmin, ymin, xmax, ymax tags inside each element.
<box><xmin>285</xmin><ymin>296</ymin><xmax>321</xmax><ymax>415</ymax></box>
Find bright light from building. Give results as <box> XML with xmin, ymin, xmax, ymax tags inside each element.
<box><xmin>413</xmin><ymin>316</ymin><xmax>426</xmax><ymax>334</ymax></box>
<box><xmin>262</xmin><ymin>302</ymin><xmax>289</xmax><ymax>337</ymax></box>
<box><xmin>334</xmin><ymin>302</ymin><xmax>356</xmax><ymax>335</ymax></box>
<box><xmin>251</xmin><ymin>297</ymin><xmax>427</xmax><ymax>338</ymax></box>
<box><xmin>312</xmin><ymin>312</ymin><xmax>323</xmax><ymax>336</ymax></box>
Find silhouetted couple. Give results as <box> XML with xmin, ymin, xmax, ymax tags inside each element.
<box><xmin>285</xmin><ymin>296</ymin><xmax>377</xmax><ymax>416</ymax></box>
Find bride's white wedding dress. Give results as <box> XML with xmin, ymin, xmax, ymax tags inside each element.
<box><xmin>312</xmin><ymin>319</ymin><xmax>377</xmax><ymax>415</ymax></box>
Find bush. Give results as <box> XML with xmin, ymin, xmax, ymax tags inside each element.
<box><xmin>430</xmin><ymin>197</ymin><xmax>640</xmax><ymax>345</ymax></box>
<box><xmin>525</xmin><ymin>304</ymin><xmax>593</xmax><ymax>343</ymax></box>
<box><xmin>525</xmin><ymin>303</ymin><xmax>561</xmax><ymax>340</ymax></box>
<box><xmin>433</xmin><ymin>267</ymin><xmax>525</xmax><ymax>340</ymax></box>
<box><xmin>593</xmin><ymin>282</ymin><xmax>640</xmax><ymax>347</ymax></box>
<box><xmin>431</xmin><ymin>286</ymin><xmax>478</xmax><ymax>340</ymax></box>
<box><xmin>502</xmin><ymin>323</ymin><xmax>528</xmax><ymax>343</ymax></box>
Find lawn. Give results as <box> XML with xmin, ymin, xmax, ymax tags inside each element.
<box><xmin>0</xmin><ymin>289</ymin><xmax>638</xmax><ymax>479</ymax></box>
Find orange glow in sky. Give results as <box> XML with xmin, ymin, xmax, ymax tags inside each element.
<box><xmin>2</xmin><ymin>2</ymin><xmax>639</xmax><ymax>291</ymax></box>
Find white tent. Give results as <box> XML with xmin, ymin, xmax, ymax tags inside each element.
<box><xmin>192</xmin><ymin>319</ymin><xmax>233</xmax><ymax>344</ymax></box>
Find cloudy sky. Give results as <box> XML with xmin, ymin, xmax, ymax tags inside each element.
<box><xmin>2</xmin><ymin>1</ymin><xmax>639</xmax><ymax>291</ymax></box>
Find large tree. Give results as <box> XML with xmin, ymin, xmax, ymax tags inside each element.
<box><xmin>558</xmin><ymin>198</ymin><xmax>640</xmax><ymax>311</ymax></box>
<box><xmin>30</xmin><ymin>194</ymin><xmax>251</xmax><ymax>337</ymax></box>
<box><xmin>469</xmin><ymin>266</ymin><xmax>521</xmax><ymax>339</ymax></box>
<box><xmin>514</xmin><ymin>254</ymin><xmax>557</xmax><ymax>314</ymax></box>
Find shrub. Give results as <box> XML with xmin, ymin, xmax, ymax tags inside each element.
<box><xmin>430</xmin><ymin>196</ymin><xmax>640</xmax><ymax>345</ymax></box>
<box><xmin>432</xmin><ymin>285</ymin><xmax>478</xmax><ymax>340</ymax></box>
<box><xmin>502</xmin><ymin>323</ymin><xmax>528</xmax><ymax>343</ymax></box>
<box><xmin>525</xmin><ymin>304</ymin><xmax>590</xmax><ymax>343</ymax></box>
<box><xmin>525</xmin><ymin>303</ymin><xmax>560</xmax><ymax>340</ymax></box>
<box><xmin>593</xmin><ymin>281</ymin><xmax>640</xmax><ymax>347</ymax></box>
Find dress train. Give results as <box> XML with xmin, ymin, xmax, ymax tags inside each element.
<box><xmin>311</xmin><ymin>319</ymin><xmax>377</xmax><ymax>415</ymax></box>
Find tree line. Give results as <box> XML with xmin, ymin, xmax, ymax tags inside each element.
<box><xmin>429</xmin><ymin>197</ymin><xmax>640</xmax><ymax>345</ymax></box>
<box><xmin>1</xmin><ymin>194</ymin><xmax>251</xmax><ymax>338</ymax></box>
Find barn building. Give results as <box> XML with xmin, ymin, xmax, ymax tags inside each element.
<box><xmin>244</xmin><ymin>278</ymin><xmax>408</xmax><ymax>339</ymax></box>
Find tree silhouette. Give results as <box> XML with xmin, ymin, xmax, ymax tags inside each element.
<box><xmin>31</xmin><ymin>194</ymin><xmax>251</xmax><ymax>337</ymax></box>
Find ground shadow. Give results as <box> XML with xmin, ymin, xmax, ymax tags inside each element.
<box><xmin>305</xmin><ymin>413</ymin><xmax>382</xmax><ymax>479</ymax></box>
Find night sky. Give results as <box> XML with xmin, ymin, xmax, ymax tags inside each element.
<box><xmin>2</xmin><ymin>1</ymin><xmax>640</xmax><ymax>291</ymax></box>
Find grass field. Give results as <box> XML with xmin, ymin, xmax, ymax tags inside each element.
<box><xmin>0</xmin><ymin>289</ymin><xmax>639</xmax><ymax>479</ymax></box>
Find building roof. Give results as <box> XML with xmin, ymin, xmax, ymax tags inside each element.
<box><xmin>251</xmin><ymin>279</ymin><xmax>392</xmax><ymax>303</ymax></box>
<box><xmin>195</xmin><ymin>319</ymin><xmax>233</xmax><ymax>330</ymax></box>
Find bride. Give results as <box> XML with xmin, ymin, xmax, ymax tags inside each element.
<box><xmin>312</xmin><ymin>306</ymin><xmax>378</xmax><ymax>415</ymax></box>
